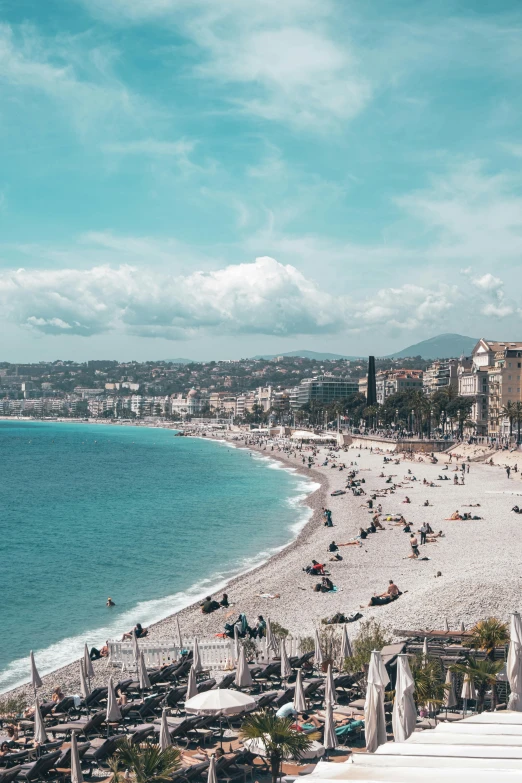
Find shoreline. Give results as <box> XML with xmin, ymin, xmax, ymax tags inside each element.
<box><xmin>0</xmin><ymin>423</ymin><xmax>326</xmax><ymax>700</ymax></box>
<box><xmin>4</xmin><ymin>420</ymin><xmax>522</xmax><ymax>703</ymax></box>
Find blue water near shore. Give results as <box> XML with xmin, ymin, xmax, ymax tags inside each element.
<box><xmin>0</xmin><ymin>421</ymin><xmax>317</xmax><ymax>693</ymax></box>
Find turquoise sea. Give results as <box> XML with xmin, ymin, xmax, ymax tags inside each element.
<box><xmin>0</xmin><ymin>421</ymin><xmax>317</xmax><ymax>694</ymax></box>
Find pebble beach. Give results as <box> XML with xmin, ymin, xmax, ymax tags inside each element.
<box><xmin>5</xmin><ymin>430</ymin><xmax>522</xmax><ymax>704</ymax></box>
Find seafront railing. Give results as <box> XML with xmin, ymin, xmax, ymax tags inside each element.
<box><xmin>108</xmin><ymin>634</ymin><xmax>303</xmax><ymax>670</ymax></box>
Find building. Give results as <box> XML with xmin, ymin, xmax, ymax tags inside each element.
<box><xmin>423</xmin><ymin>359</ymin><xmax>462</xmax><ymax>395</ymax></box>
<box><xmin>170</xmin><ymin>389</ymin><xmax>204</xmax><ymax>417</ymax></box>
<box><xmin>375</xmin><ymin>370</ymin><xmax>423</xmax><ymax>405</ymax></box>
<box><xmin>290</xmin><ymin>375</ymin><xmax>359</xmax><ymax>410</ymax></box>
<box><xmin>474</xmin><ymin>340</ymin><xmax>522</xmax><ymax>436</ymax></box>
<box><xmin>458</xmin><ymin>361</ymin><xmax>489</xmax><ymax>435</ymax></box>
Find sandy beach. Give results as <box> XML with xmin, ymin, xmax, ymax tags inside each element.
<box><xmin>5</xmin><ymin>428</ymin><xmax>522</xmax><ymax>703</ymax></box>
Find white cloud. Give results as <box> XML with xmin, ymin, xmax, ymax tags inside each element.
<box><xmin>482</xmin><ymin>302</ymin><xmax>513</xmax><ymax>318</ymax></box>
<box><xmin>473</xmin><ymin>273</ymin><xmax>504</xmax><ymax>291</ymax></box>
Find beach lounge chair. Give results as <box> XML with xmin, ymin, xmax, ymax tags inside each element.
<box><xmin>171</xmin><ymin>659</ymin><xmax>193</xmax><ymax>683</ymax></box>
<box><xmin>253</xmin><ymin>691</ymin><xmax>278</xmax><ymax>710</ymax></box>
<box><xmin>0</xmin><ymin>766</ymin><xmax>22</xmax><ymax>783</ymax></box>
<box><xmin>50</xmin><ymin>696</ymin><xmax>77</xmax><ymax>717</ymax></box>
<box><xmin>84</xmin><ymin>687</ymin><xmax>108</xmax><ymax>708</ymax></box>
<box><xmin>196</xmin><ymin>678</ymin><xmax>216</xmax><ymax>694</ymax></box>
<box><xmin>127</xmin><ymin>725</ymin><xmax>155</xmax><ymax>745</ymax></box>
<box><xmin>46</xmin><ymin>709</ymin><xmax>106</xmax><ymax>738</ymax></box>
<box><xmin>273</xmin><ymin>688</ymin><xmax>294</xmax><ymax>709</ymax></box>
<box><xmin>125</xmin><ymin>693</ymin><xmax>164</xmax><ymax>723</ymax></box>
<box><xmin>15</xmin><ymin>750</ymin><xmax>61</xmax><ymax>782</ymax></box>
<box><xmin>172</xmin><ymin>760</ymin><xmax>209</xmax><ymax>783</ymax></box>
<box><xmin>252</xmin><ymin>662</ymin><xmax>281</xmax><ymax>687</ymax></box>
<box><xmin>292</xmin><ymin>651</ymin><xmax>314</xmax><ymax>670</ymax></box>
<box><xmin>216</xmin><ymin>673</ymin><xmax>236</xmax><ymax>689</ymax></box>
<box><xmin>303</xmin><ymin>678</ymin><xmax>324</xmax><ymax>700</ymax></box>
<box><xmin>165</xmin><ymin>685</ymin><xmax>188</xmax><ymax>710</ymax></box>
<box><xmin>83</xmin><ymin>735</ymin><xmax>126</xmax><ymax>772</ymax></box>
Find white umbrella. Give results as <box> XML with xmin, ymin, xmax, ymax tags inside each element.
<box><xmin>70</xmin><ymin>731</ymin><xmax>84</xmax><ymax>783</ymax></box>
<box><xmin>461</xmin><ymin>672</ymin><xmax>477</xmax><ymax>716</ymax></box>
<box><xmin>294</xmin><ymin>669</ymin><xmax>307</xmax><ymax>713</ymax></box>
<box><xmin>186</xmin><ymin>665</ymin><xmax>198</xmax><ymax>700</ymax></box>
<box><xmin>83</xmin><ymin>644</ymin><xmax>95</xmax><ymax>680</ymax></box>
<box><xmin>323</xmin><ymin>699</ymin><xmax>338</xmax><ymax>754</ymax></box>
<box><xmin>207</xmin><ymin>755</ymin><xmax>217</xmax><ymax>783</ymax></box>
<box><xmin>159</xmin><ymin>708</ymin><xmax>171</xmax><ymax>751</ymax></box>
<box><xmin>79</xmin><ymin>660</ymin><xmax>90</xmax><ymax>700</ymax></box>
<box><xmin>176</xmin><ymin>616</ymin><xmax>183</xmax><ymax>648</ymax></box>
<box><xmin>30</xmin><ymin>651</ymin><xmax>42</xmax><ymax>690</ymax></box>
<box><xmin>325</xmin><ymin>664</ymin><xmax>336</xmax><ymax>707</ymax></box>
<box><xmin>422</xmin><ymin>637</ymin><xmax>428</xmax><ymax>662</ymax></box>
<box><xmin>235</xmin><ymin>647</ymin><xmax>253</xmax><ymax>689</ymax></box>
<box><xmin>132</xmin><ymin>629</ymin><xmax>140</xmax><ymax>666</ymax></box>
<box><xmin>185</xmin><ymin>689</ymin><xmax>255</xmax><ymax>715</ymax></box>
<box><xmin>443</xmin><ymin>668</ymin><xmax>457</xmax><ymax>709</ymax></box>
<box><xmin>106</xmin><ymin>675</ymin><xmax>122</xmax><ymax>723</ymax></box>
<box><xmin>392</xmin><ymin>654</ymin><xmax>416</xmax><ymax>742</ymax></box>
<box><xmin>364</xmin><ymin>650</ymin><xmax>390</xmax><ymax>753</ymax></box>
<box><xmin>138</xmin><ymin>651</ymin><xmax>151</xmax><ymax>691</ymax></box>
<box><xmin>234</xmin><ymin>625</ymin><xmax>240</xmax><ymax>663</ymax></box>
<box><xmin>340</xmin><ymin>626</ymin><xmax>352</xmax><ymax>664</ymax></box>
<box><xmin>280</xmin><ymin>638</ymin><xmax>292</xmax><ymax>681</ymax></box>
<box><xmin>314</xmin><ymin>630</ymin><xmax>324</xmax><ymax>668</ymax></box>
<box><xmin>193</xmin><ymin>638</ymin><xmax>203</xmax><ymax>673</ymax></box>
<box><xmin>508</xmin><ymin>612</ymin><xmax>522</xmax><ymax>711</ymax></box>
<box><xmin>33</xmin><ymin>697</ymin><xmax>47</xmax><ymax>745</ymax></box>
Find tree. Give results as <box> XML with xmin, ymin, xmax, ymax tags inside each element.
<box><xmin>410</xmin><ymin>654</ymin><xmax>448</xmax><ymax>713</ymax></box>
<box><xmin>515</xmin><ymin>402</ymin><xmax>522</xmax><ymax>445</ymax></box>
<box><xmin>501</xmin><ymin>401</ymin><xmax>516</xmax><ymax>438</ymax></box>
<box><xmin>464</xmin><ymin>617</ymin><xmax>509</xmax><ymax>661</ymax></box>
<box><xmin>450</xmin><ymin>657</ymin><xmax>505</xmax><ymax>712</ymax></box>
<box><xmin>343</xmin><ymin>618</ymin><xmax>391</xmax><ymax>675</ymax></box>
<box><xmin>109</xmin><ymin>739</ymin><xmax>181</xmax><ymax>783</ymax></box>
<box><xmin>241</xmin><ymin>711</ymin><xmax>318</xmax><ymax>783</ymax></box>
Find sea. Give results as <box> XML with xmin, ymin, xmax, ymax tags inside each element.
<box><xmin>0</xmin><ymin>420</ymin><xmax>318</xmax><ymax>694</ymax></box>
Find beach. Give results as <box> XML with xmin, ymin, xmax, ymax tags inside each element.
<box><xmin>4</xmin><ymin>428</ymin><xmax>522</xmax><ymax>703</ymax></box>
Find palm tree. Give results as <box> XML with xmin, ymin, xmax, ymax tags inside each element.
<box><xmin>464</xmin><ymin>617</ymin><xmax>509</xmax><ymax>661</ymax></box>
<box><xmin>501</xmin><ymin>401</ymin><xmax>516</xmax><ymax>439</ymax></box>
<box><xmin>450</xmin><ymin>657</ymin><xmax>505</xmax><ymax>712</ymax></box>
<box><xmin>241</xmin><ymin>711</ymin><xmax>318</xmax><ymax>783</ymax></box>
<box><xmin>515</xmin><ymin>401</ymin><xmax>522</xmax><ymax>445</ymax></box>
<box><xmin>410</xmin><ymin>654</ymin><xmax>448</xmax><ymax>715</ymax></box>
<box><xmin>109</xmin><ymin>739</ymin><xmax>181</xmax><ymax>783</ymax></box>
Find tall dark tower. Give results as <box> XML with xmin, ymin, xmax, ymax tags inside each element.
<box><xmin>366</xmin><ymin>355</ymin><xmax>377</xmax><ymax>406</ymax></box>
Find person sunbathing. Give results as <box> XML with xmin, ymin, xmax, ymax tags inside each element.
<box><xmin>200</xmin><ymin>596</ymin><xmax>220</xmax><ymax>614</ymax></box>
<box><xmin>512</xmin><ymin>506</ymin><xmax>522</xmax><ymax>514</ymax></box>
<box><xmin>403</xmin><ymin>496</ymin><xmax>411</xmax><ymax>503</ymax></box>
<box><xmin>363</xmin><ymin>580</ymin><xmax>401</xmax><ymax>606</ymax></box>
<box><xmin>122</xmin><ymin>622</ymin><xmax>148</xmax><ymax>640</ymax></box>
<box><xmin>448</xmin><ymin>510</ymin><xmax>462</xmax><ymax>520</ymax></box>
<box><xmin>51</xmin><ymin>686</ymin><xmax>64</xmax><ymax>704</ymax></box>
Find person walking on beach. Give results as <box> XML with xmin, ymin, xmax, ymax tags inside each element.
<box><xmin>507</xmin><ymin>466</ymin><xmax>511</xmax><ymax>479</ymax></box>
<box><xmin>409</xmin><ymin>533</ymin><xmax>419</xmax><ymax>558</ymax></box>
<box><xmin>420</xmin><ymin>523</ymin><xmax>428</xmax><ymax>545</ymax></box>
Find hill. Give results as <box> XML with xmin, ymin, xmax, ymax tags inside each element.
<box><xmin>252</xmin><ymin>350</ymin><xmax>358</xmax><ymax>361</ymax></box>
<box><xmin>387</xmin><ymin>333</ymin><xmax>477</xmax><ymax>360</ymax></box>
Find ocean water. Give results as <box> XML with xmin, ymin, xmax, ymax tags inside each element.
<box><xmin>0</xmin><ymin>421</ymin><xmax>317</xmax><ymax>694</ymax></box>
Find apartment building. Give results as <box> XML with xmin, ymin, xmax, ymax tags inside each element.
<box><xmin>290</xmin><ymin>375</ymin><xmax>358</xmax><ymax>410</ymax></box>
<box><xmin>375</xmin><ymin>370</ymin><xmax>423</xmax><ymax>405</ymax></box>
<box><xmin>422</xmin><ymin>359</ymin><xmax>463</xmax><ymax>395</ymax></box>
<box><xmin>475</xmin><ymin>340</ymin><xmax>522</xmax><ymax>436</ymax></box>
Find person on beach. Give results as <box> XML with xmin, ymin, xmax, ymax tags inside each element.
<box><xmin>106</xmin><ymin>597</ymin><xmax>115</xmax><ymax>607</ymax></box>
<box><xmin>220</xmin><ymin>593</ymin><xmax>229</xmax><ymax>608</ymax></box>
<box><xmin>419</xmin><ymin>523</ymin><xmax>428</xmax><ymax>545</ymax></box>
<box><xmin>364</xmin><ymin>580</ymin><xmax>401</xmax><ymax>607</ymax></box>
<box><xmin>252</xmin><ymin>615</ymin><xmax>266</xmax><ymax>638</ymax></box>
<box><xmin>311</xmin><ymin>560</ymin><xmax>326</xmax><ymax>575</ymax></box>
<box><xmin>201</xmin><ymin>596</ymin><xmax>220</xmax><ymax>614</ymax></box>
<box><xmin>409</xmin><ymin>533</ymin><xmax>419</xmax><ymax>558</ymax></box>
<box><xmin>51</xmin><ymin>686</ymin><xmax>64</xmax><ymax>704</ymax></box>
<box><xmin>90</xmin><ymin>642</ymin><xmax>108</xmax><ymax>660</ymax></box>
<box><xmin>122</xmin><ymin>622</ymin><xmax>148</xmax><ymax>640</ymax></box>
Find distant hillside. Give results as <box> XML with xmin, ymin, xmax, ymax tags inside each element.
<box><xmin>387</xmin><ymin>333</ymin><xmax>477</xmax><ymax>360</ymax></box>
<box><xmin>166</xmin><ymin>358</ymin><xmax>196</xmax><ymax>364</ymax></box>
<box><xmin>252</xmin><ymin>350</ymin><xmax>359</xmax><ymax>360</ymax></box>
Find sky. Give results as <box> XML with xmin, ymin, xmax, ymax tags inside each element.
<box><xmin>1</xmin><ymin>0</ymin><xmax>522</xmax><ymax>362</ymax></box>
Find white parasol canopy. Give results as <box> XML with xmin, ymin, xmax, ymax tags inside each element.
<box><xmin>294</xmin><ymin>669</ymin><xmax>307</xmax><ymax>713</ymax></box>
<box><xmin>186</xmin><ymin>665</ymin><xmax>198</xmax><ymax>700</ymax></box>
<box><xmin>30</xmin><ymin>651</ymin><xmax>42</xmax><ymax>690</ymax></box>
<box><xmin>83</xmin><ymin>644</ymin><xmax>95</xmax><ymax>680</ymax></box>
<box><xmin>508</xmin><ymin>612</ymin><xmax>522</xmax><ymax>711</ymax></box>
<box><xmin>79</xmin><ymin>659</ymin><xmax>90</xmax><ymax>700</ymax></box>
<box><xmin>235</xmin><ymin>646</ymin><xmax>253</xmax><ymax>689</ymax></box>
<box><xmin>323</xmin><ymin>699</ymin><xmax>338</xmax><ymax>752</ymax></box>
<box><xmin>340</xmin><ymin>625</ymin><xmax>352</xmax><ymax>664</ymax></box>
<box><xmin>106</xmin><ymin>675</ymin><xmax>122</xmax><ymax>723</ymax></box>
<box><xmin>138</xmin><ymin>650</ymin><xmax>151</xmax><ymax>690</ymax></box>
<box><xmin>364</xmin><ymin>650</ymin><xmax>390</xmax><ymax>753</ymax></box>
<box><xmin>444</xmin><ymin>668</ymin><xmax>457</xmax><ymax>709</ymax></box>
<box><xmin>185</xmin><ymin>689</ymin><xmax>255</xmax><ymax>716</ymax></box>
<box><xmin>392</xmin><ymin>654</ymin><xmax>416</xmax><ymax>742</ymax></box>
<box><xmin>280</xmin><ymin>638</ymin><xmax>292</xmax><ymax>680</ymax></box>
<box><xmin>33</xmin><ymin>696</ymin><xmax>48</xmax><ymax>745</ymax></box>
<box><xmin>70</xmin><ymin>731</ymin><xmax>84</xmax><ymax>783</ymax></box>
<box><xmin>159</xmin><ymin>708</ymin><xmax>171</xmax><ymax>751</ymax></box>
<box><xmin>193</xmin><ymin>638</ymin><xmax>203</xmax><ymax>673</ymax></box>
<box><xmin>314</xmin><ymin>630</ymin><xmax>324</xmax><ymax>667</ymax></box>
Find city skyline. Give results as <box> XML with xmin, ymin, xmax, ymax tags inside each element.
<box><xmin>2</xmin><ymin>1</ymin><xmax>522</xmax><ymax>361</ymax></box>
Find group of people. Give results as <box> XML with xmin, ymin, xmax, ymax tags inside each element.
<box><xmin>200</xmin><ymin>594</ymin><xmax>230</xmax><ymax>614</ymax></box>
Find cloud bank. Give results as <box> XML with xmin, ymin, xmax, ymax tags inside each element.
<box><xmin>0</xmin><ymin>256</ymin><xmax>504</xmax><ymax>341</ymax></box>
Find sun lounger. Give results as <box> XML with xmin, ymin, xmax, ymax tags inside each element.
<box><xmin>84</xmin><ymin>687</ymin><xmax>108</xmax><ymax>708</ymax></box>
<box><xmin>83</xmin><ymin>735</ymin><xmax>126</xmax><ymax>772</ymax></box>
<box><xmin>46</xmin><ymin>710</ymin><xmax>106</xmax><ymax>737</ymax></box>
<box><xmin>253</xmin><ymin>691</ymin><xmax>278</xmax><ymax>710</ymax></box>
<box><xmin>303</xmin><ymin>678</ymin><xmax>324</xmax><ymax>700</ymax></box>
<box><xmin>0</xmin><ymin>766</ymin><xmax>22</xmax><ymax>783</ymax></box>
<box><xmin>50</xmin><ymin>696</ymin><xmax>77</xmax><ymax>716</ymax></box>
<box><xmin>15</xmin><ymin>750</ymin><xmax>61</xmax><ymax>782</ymax></box>
<box><xmin>173</xmin><ymin>760</ymin><xmax>209</xmax><ymax>783</ymax></box>
<box><xmin>166</xmin><ymin>685</ymin><xmax>188</xmax><ymax>710</ymax></box>
<box><xmin>196</xmin><ymin>678</ymin><xmax>216</xmax><ymax>694</ymax></box>
<box><xmin>273</xmin><ymin>688</ymin><xmax>294</xmax><ymax>709</ymax></box>
<box><xmin>217</xmin><ymin>672</ymin><xmax>236</xmax><ymax>689</ymax></box>
<box><xmin>125</xmin><ymin>693</ymin><xmax>164</xmax><ymax>722</ymax></box>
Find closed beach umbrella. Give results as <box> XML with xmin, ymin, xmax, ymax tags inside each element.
<box><xmin>444</xmin><ymin>618</ymin><xmax>450</xmax><ymax>632</ymax></box>
<box><xmin>266</xmin><ymin>619</ymin><xmax>277</xmax><ymax>657</ymax></box>
<box><xmin>461</xmin><ymin>621</ymin><xmax>466</xmax><ymax>632</ymax></box>
<box><xmin>340</xmin><ymin>626</ymin><xmax>352</xmax><ymax>664</ymax></box>
<box><xmin>294</xmin><ymin>669</ymin><xmax>307</xmax><ymax>713</ymax></box>
<box><xmin>392</xmin><ymin>654</ymin><xmax>416</xmax><ymax>743</ymax></box>
<box><xmin>364</xmin><ymin>650</ymin><xmax>389</xmax><ymax>753</ymax></box>
<box><xmin>280</xmin><ymin>638</ymin><xmax>292</xmax><ymax>681</ymax></box>
<box><xmin>138</xmin><ymin>651</ymin><xmax>151</xmax><ymax>690</ymax></box>
<box><xmin>193</xmin><ymin>638</ymin><xmax>203</xmax><ymax>673</ymax></box>
<box><xmin>106</xmin><ymin>676</ymin><xmax>122</xmax><ymax>723</ymax></box>
<box><xmin>70</xmin><ymin>731</ymin><xmax>83</xmax><ymax>783</ymax></box>
<box><xmin>132</xmin><ymin>629</ymin><xmax>140</xmax><ymax>665</ymax></box>
<box><xmin>461</xmin><ymin>673</ymin><xmax>477</xmax><ymax>701</ymax></box>
<box><xmin>234</xmin><ymin>625</ymin><xmax>240</xmax><ymax>663</ymax></box>
<box><xmin>235</xmin><ymin>647</ymin><xmax>253</xmax><ymax>689</ymax></box>
<box><xmin>323</xmin><ymin>700</ymin><xmax>337</xmax><ymax>753</ymax></box>
<box><xmin>207</xmin><ymin>755</ymin><xmax>217</xmax><ymax>783</ymax></box>
<box><xmin>325</xmin><ymin>663</ymin><xmax>336</xmax><ymax>707</ymax></box>
<box><xmin>186</xmin><ymin>665</ymin><xmax>198</xmax><ymax>700</ymax></box>
<box><xmin>84</xmin><ymin>644</ymin><xmax>95</xmax><ymax>680</ymax></box>
<box><xmin>422</xmin><ymin>637</ymin><xmax>428</xmax><ymax>662</ymax></box>
<box><xmin>507</xmin><ymin>612</ymin><xmax>522</xmax><ymax>711</ymax></box>
<box><xmin>314</xmin><ymin>630</ymin><xmax>324</xmax><ymax>667</ymax></box>
<box><xmin>30</xmin><ymin>651</ymin><xmax>42</xmax><ymax>690</ymax></box>
<box><xmin>159</xmin><ymin>709</ymin><xmax>171</xmax><ymax>751</ymax></box>
<box><xmin>79</xmin><ymin>660</ymin><xmax>90</xmax><ymax>700</ymax></box>
<box><xmin>34</xmin><ymin>697</ymin><xmax>47</xmax><ymax>745</ymax></box>
<box><xmin>443</xmin><ymin>668</ymin><xmax>457</xmax><ymax>709</ymax></box>
<box><xmin>176</xmin><ymin>616</ymin><xmax>183</xmax><ymax>648</ymax></box>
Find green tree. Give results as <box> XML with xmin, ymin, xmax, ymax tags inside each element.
<box><xmin>501</xmin><ymin>401</ymin><xmax>516</xmax><ymax>438</ymax></box>
<box><xmin>409</xmin><ymin>654</ymin><xmax>447</xmax><ymax>713</ymax></box>
<box><xmin>450</xmin><ymin>657</ymin><xmax>505</xmax><ymax>712</ymax></box>
<box><xmin>343</xmin><ymin>618</ymin><xmax>391</xmax><ymax>675</ymax></box>
<box><xmin>464</xmin><ymin>617</ymin><xmax>509</xmax><ymax>661</ymax></box>
<box><xmin>241</xmin><ymin>711</ymin><xmax>318</xmax><ymax>783</ymax></box>
<box><xmin>109</xmin><ymin>739</ymin><xmax>181</xmax><ymax>783</ymax></box>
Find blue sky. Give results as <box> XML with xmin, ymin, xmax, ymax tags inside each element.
<box><xmin>1</xmin><ymin>0</ymin><xmax>522</xmax><ymax>361</ymax></box>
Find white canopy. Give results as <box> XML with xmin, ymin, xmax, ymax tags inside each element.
<box><xmin>508</xmin><ymin>612</ymin><xmax>522</xmax><ymax>711</ymax></box>
<box><xmin>185</xmin><ymin>688</ymin><xmax>255</xmax><ymax>715</ymax></box>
